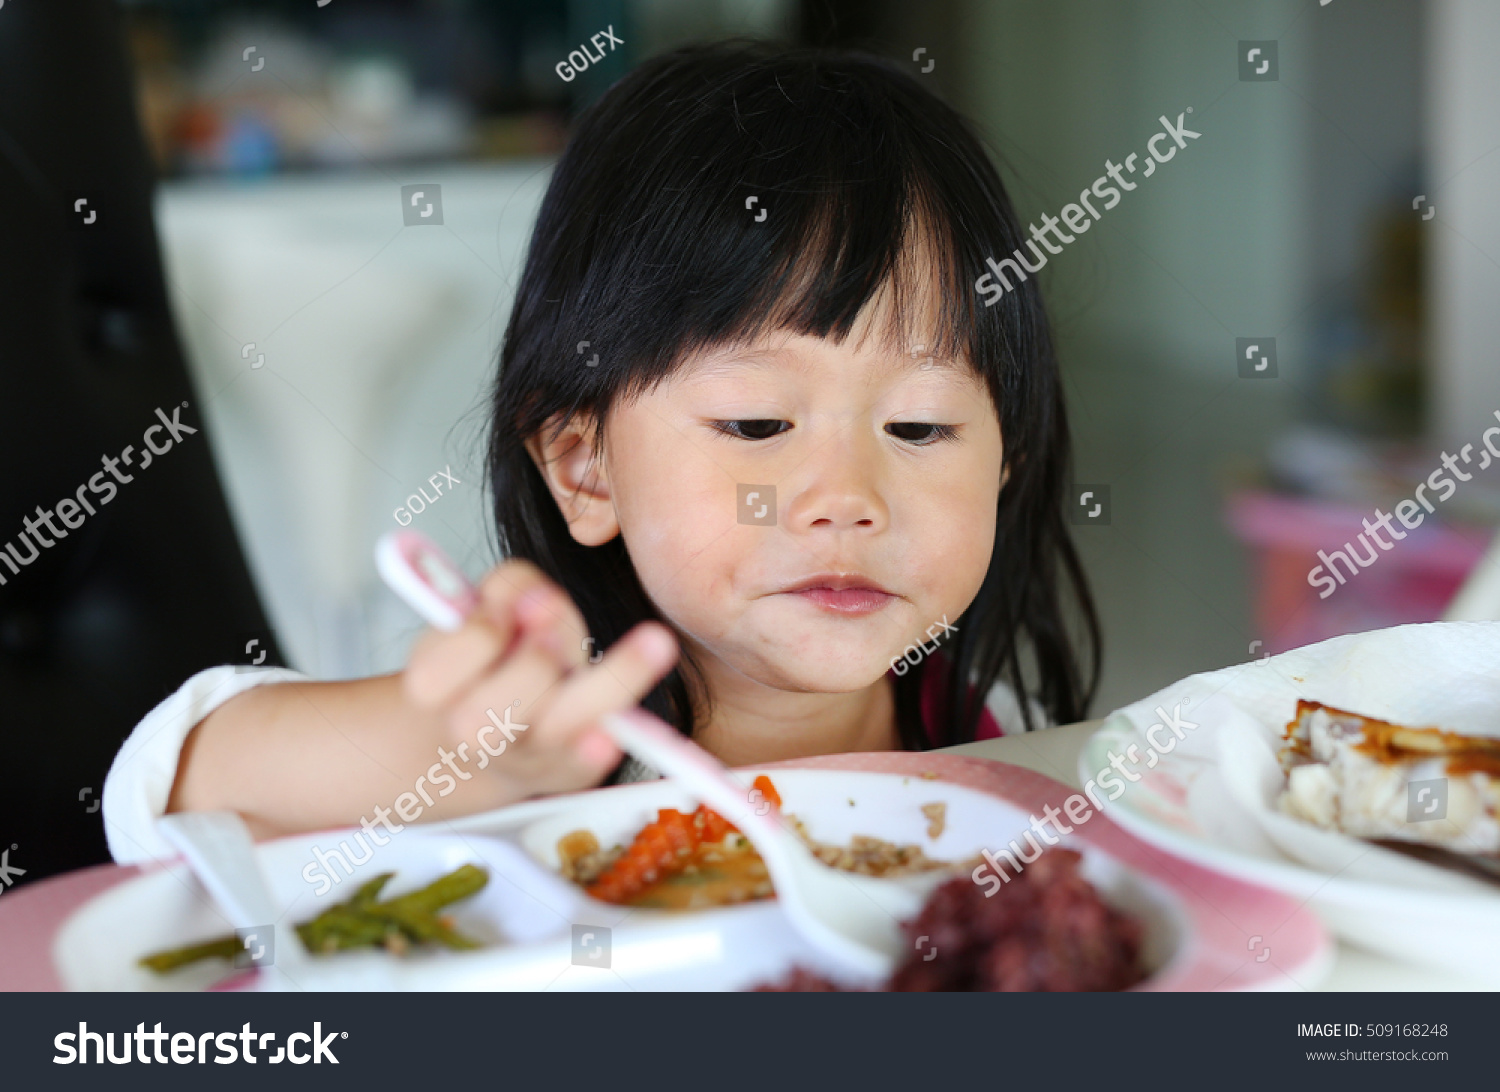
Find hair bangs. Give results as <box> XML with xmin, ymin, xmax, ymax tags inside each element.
<box><xmin>510</xmin><ymin>41</ymin><xmax>1003</xmax><ymax>419</ymax></box>
<box><xmin>697</xmin><ymin>187</ymin><xmax>981</xmax><ymax>384</ymax></box>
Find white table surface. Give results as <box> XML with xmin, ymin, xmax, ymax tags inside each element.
<box><xmin>940</xmin><ymin>721</ymin><xmax>1492</xmax><ymax>992</ymax></box>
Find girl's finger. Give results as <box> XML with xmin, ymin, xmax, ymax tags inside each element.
<box><xmin>513</xmin><ymin>583</ymin><xmax>592</xmax><ymax>671</ymax></box>
<box><xmin>445</xmin><ymin>638</ymin><xmax>621</xmax><ymax>794</ymax></box>
<box><xmin>556</xmin><ymin>728</ymin><xmax>625</xmax><ymax>789</ymax></box>
<box><xmin>476</xmin><ymin>560</ymin><xmax>555</xmax><ymax>630</ymax></box>
<box><xmin>573</xmin><ymin>728</ymin><xmax>622</xmax><ymax>770</ymax></box>
<box><xmin>442</xmin><ymin>625</ymin><xmax>675</xmax><ymax>798</ymax></box>
<box><xmin>444</xmin><ymin>631</ymin><xmax>568</xmax><ymax>742</ymax></box>
<box><xmin>403</xmin><ymin>617</ymin><xmax>513</xmax><ymax>709</ymax></box>
<box><xmin>404</xmin><ymin>561</ymin><xmax>558</xmax><ymax>708</ymax></box>
<box><xmin>524</xmin><ymin>622</ymin><xmax>680</xmax><ymax>751</ymax></box>
<box><xmin>495</xmin><ymin>723</ymin><xmax>623</xmax><ymax>800</ymax></box>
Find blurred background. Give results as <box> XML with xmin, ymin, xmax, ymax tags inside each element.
<box><xmin>106</xmin><ymin>0</ymin><xmax>1500</xmax><ymax>713</ymax></box>
<box><xmin>11</xmin><ymin>0</ymin><xmax>1500</xmax><ymax>751</ymax></box>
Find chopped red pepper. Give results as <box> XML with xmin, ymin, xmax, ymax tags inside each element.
<box><xmin>751</xmin><ymin>774</ymin><xmax>781</xmax><ymax>812</ymax></box>
<box><xmin>584</xmin><ymin>777</ymin><xmax>782</xmax><ymax>905</ymax></box>
<box><xmin>692</xmin><ymin>805</ymin><xmax>736</xmax><ymax>843</ymax></box>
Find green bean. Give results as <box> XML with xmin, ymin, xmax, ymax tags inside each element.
<box><xmin>362</xmin><ymin>866</ymin><xmax>489</xmax><ymax>949</ymax></box>
<box><xmin>380</xmin><ymin>863</ymin><xmax>488</xmax><ymax>915</ymax></box>
<box><xmin>294</xmin><ymin>872</ymin><xmax>397</xmax><ymax>951</ymax></box>
<box><xmin>348</xmin><ymin>871</ymin><xmax>396</xmax><ymax>908</ymax></box>
<box><xmin>137</xmin><ymin>936</ymin><xmax>242</xmax><ymax>974</ymax></box>
<box><xmin>367</xmin><ymin>904</ymin><xmax>481</xmax><ymax>950</ymax></box>
<box><xmin>138</xmin><ymin>865</ymin><xmax>488</xmax><ymax>973</ymax></box>
<box><xmin>296</xmin><ymin>906</ymin><xmax>390</xmax><ymax>953</ymax></box>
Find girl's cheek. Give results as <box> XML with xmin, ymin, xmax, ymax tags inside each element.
<box><xmin>635</xmin><ymin>469</ymin><xmax>727</xmax><ymax>544</ymax></box>
<box><xmin>617</xmin><ymin>479</ymin><xmax>730</xmax><ymax>599</ymax></box>
<box><xmin>609</xmin><ymin>427</ymin><xmax>712</xmax><ymax>538</ymax></box>
<box><xmin>909</xmin><ymin>476</ymin><xmax>998</xmax><ymax>600</ymax></box>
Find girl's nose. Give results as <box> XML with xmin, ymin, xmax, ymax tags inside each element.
<box><xmin>782</xmin><ymin>446</ymin><xmax>889</xmax><ymax>533</ymax></box>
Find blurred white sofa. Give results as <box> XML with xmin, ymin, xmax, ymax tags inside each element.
<box><xmin>156</xmin><ymin>160</ymin><xmax>553</xmax><ymax>678</ymax></box>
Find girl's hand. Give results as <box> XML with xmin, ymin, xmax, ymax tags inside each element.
<box><xmin>401</xmin><ymin>559</ymin><xmax>680</xmax><ymax>802</ymax></box>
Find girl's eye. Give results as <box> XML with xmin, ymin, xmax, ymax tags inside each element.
<box><xmin>712</xmin><ymin>419</ymin><xmax>790</xmax><ymax>441</ymax></box>
<box><xmin>886</xmin><ymin>422</ymin><xmax>958</xmax><ymax>446</ymax></box>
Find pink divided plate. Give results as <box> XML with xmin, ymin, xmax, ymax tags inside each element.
<box><xmin>54</xmin><ymin>755</ymin><xmax>1330</xmax><ymax>991</ymax></box>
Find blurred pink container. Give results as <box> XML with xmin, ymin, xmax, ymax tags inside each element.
<box><xmin>1225</xmin><ymin>490</ymin><xmax>1491</xmax><ymax>654</ymax></box>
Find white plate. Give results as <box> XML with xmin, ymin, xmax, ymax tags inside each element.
<box><xmin>54</xmin><ymin>832</ymin><xmax>592</xmax><ymax>991</ymax></box>
<box><xmin>55</xmin><ymin>761</ymin><xmax>1329</xmax><ymax>991</ymax></box>
<box><xmin>1081</xmin><ymin>702</ymin><xmax>1500</xmax><ymax>983</ymax></box>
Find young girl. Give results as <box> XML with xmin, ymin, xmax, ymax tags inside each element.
<box><xmin>102</xmin><ymin>40</ymin><xmax>1099</xmax><ymax>863</ymax></box>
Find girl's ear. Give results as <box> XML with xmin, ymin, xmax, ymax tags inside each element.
<box><xmin>524</xmin><ymin>414</ymin><xmax>620</xmax><ymax>546</ymax></box>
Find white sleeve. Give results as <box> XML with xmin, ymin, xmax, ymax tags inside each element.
<box><xmin>101</xmin><ymin>665</ymin><xmax>309</xmax><ymax>865</ymax></box>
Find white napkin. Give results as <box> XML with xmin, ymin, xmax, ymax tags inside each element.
<box><xmin>1109</xmin><ymin>620</ymin><xmax>1500</xmax><ymax>743</ymax></box>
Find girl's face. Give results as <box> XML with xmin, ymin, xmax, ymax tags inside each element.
<box><xmin>537</xmin><ymin>298</ymin><xmax>1004</xmax><ymax>697</ymax></box>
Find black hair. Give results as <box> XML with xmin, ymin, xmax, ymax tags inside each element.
<box><xmin>487</xmin><ymin>39</ymin><xmax>1100</xmax><ymax>749</ymax></box>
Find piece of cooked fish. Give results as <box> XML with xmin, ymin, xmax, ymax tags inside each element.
<box><xmin>1276</xmin><ymin>700</ymin><xmax>1500</xmax><ymax>856</ymax></box>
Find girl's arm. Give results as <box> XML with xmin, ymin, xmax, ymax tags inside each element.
<box><xmin>168</xmin><ymin>672</ymin><xmax>471</xmax><ymax>840</ymax></box>
<box><xmin>165</xmin><ymin>560</ymin><xmax>679</xmax><ymax>839</ymax></box>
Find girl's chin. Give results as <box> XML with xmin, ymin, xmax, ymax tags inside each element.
<box><xmin>735</xmin><ymin>651</ymin><xmax>895</xmax><ymax>694</ymax></box>
<box><xmin>678</xmin><ymin>612</ymin><xmax>912</xmax><ymax>690</ymax></box>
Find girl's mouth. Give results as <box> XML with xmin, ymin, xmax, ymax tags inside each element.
<box><xmin>779</xmin><ymin>575</ymin><xmax>896</xmax><ymax>616</ymax></box>
<box><xmin>794</xmin><ymin>587</ymin><xmax>895</xmax><ymax>614</ymax></box>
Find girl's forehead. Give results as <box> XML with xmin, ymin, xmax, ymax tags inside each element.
<box><xmin>679</xmin><ymin>266</ymin><xmax>975</xmax><ymax>381</ymax></box>
<box><xmin>680</xmin><ymin>332</ymin><xmax>973</xmax><ymax>383</ymax></box>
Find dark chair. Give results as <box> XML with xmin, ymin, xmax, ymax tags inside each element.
<box><xmin>0</xmin><ymin>0</ymin><xmax>284</xmax><ymax>885</ymax></box>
